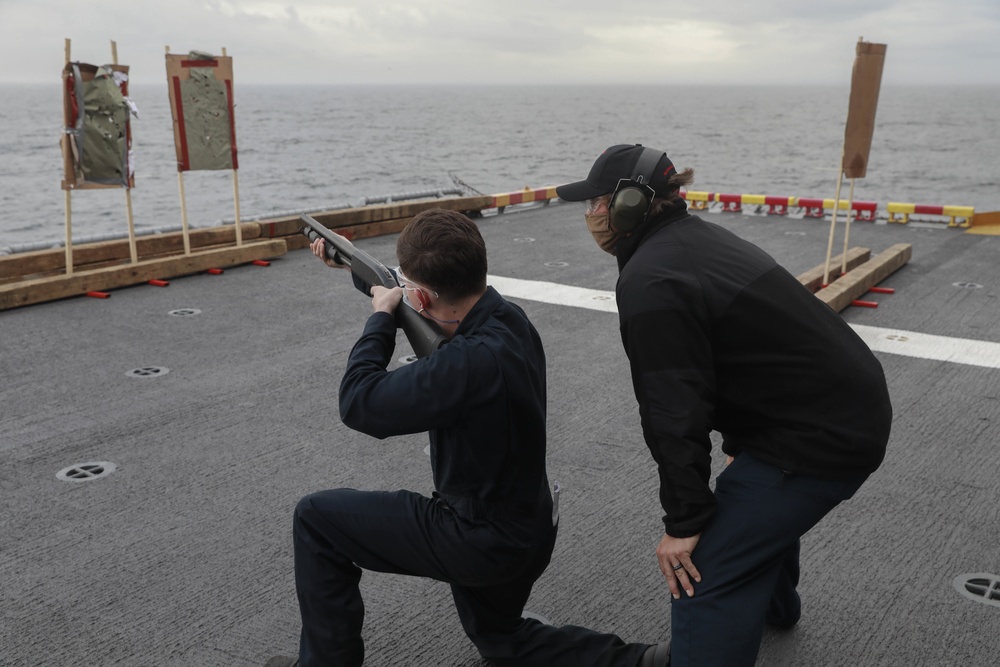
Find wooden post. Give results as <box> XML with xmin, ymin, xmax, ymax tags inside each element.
<box><xmin>177</xmin><ymin>172</ymin><xmax>192</xmax><ymax>255</ymax></box>
<box><xmin>167</xmin><ymin>45</ymin><xmax>192</xmax><ymax>255</ymax></box>
<box><xmin>825</xmin><ymin>37</ymin><xmax>886</xmax><ymax>286</ymax></box>
<box><xmin>124</xmin><ymin>190</ymin><xmax>138</xmax><ymax>263</ymax></box>
<box><xmin>221</xmin><ymin>47</ymin><xmax>243</xmax><ymax>247</ymax></box>
<box><xmin>232</xmin><ymin>170</ymin><xmax>243</xmax><ymax>246</ymax></box>
<box><xmin>111</xmin><ymin>40</ymin><xmax>139</xmax><ymax>264</ymax></box>
<box><xmin>64</xmin><ymin>190</ymin><xmax>74</xmax><ymax>276</ymax></box>
<box><xmin>841</xmin><ymin>178</ymin><xmax>857</xmax><ymax>275</ymax></box>
<box><xmin>822</xmin><ymin>159</ymin><xmax>845</xmax><ymax>287</ymax></box>
<box><xmin>63</xmin><ymin>38</ymin><xmax>75</xmax><ymax>276</ymax></box>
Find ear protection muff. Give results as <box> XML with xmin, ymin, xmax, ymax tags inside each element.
<box><xmin>609</xmin><ymin>147</ymin><xmax>665</xmax><ymax>233</ymax></box>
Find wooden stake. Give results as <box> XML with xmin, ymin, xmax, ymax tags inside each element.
<box><xmin>841</xmin><ymin>178</ymin><xmax>857</xmax><ymax>275</ymax></box>
<box><xmin>63</xmin><ymin>38</ymin><xmax>74</xmax><ymax>276</ymax></box>
<box><xmin>823</xmin><ymin>164</ymin><xmax>845</xmax><ymax>286</ymax></box>
<box><xmin>164</xmin><ymin>45</ymin><xmax>193</xmax><ymax>255</ymax></box>
<box><xmin>232</xmin><ymin>169</ymin><xmax>244</xmax><ymax>246</ymax></box>
<box><xmin>177</xmin><ymin>172</ymin><xmax>192</xmax><ymax>255</ymax></box>
<box><xmin>111</xmin><ymin>39</ymin><xmax>139</xmax><ymax>264</ymax></box>
<box><xmin>221</xmin><ymin>46</ymin><xmax>241</xmax><ymax>246</ymax></box>
<box><xmin>64</xmin><ymin>189</ymin><xmax>74</xmax><ymax>276</ymax></box>
<box><xmin>124</xmin><ymin>190</ymin><xmax>139</xmax><ymax>263</ymax></box>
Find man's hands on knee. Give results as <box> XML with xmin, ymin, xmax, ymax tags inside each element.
<box><xmin>657</xmin><ymin>533</ymin><xmax>701</xmax><ymax>599</ymax></box>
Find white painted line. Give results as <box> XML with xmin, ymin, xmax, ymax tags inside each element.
<box><xmin>850</xmin><ymin>325</ymin><xmax>1000</xmax><ymax>370</ymax></box>
<box><xmin>488</xmin><ymin>275</ymin><xmax>1000</xmax><ymax>370</ymax></box>
<box><xmin>488</xmin><ymin>275</ymin><xmax>618</xmax><ymax>313</ymax></box>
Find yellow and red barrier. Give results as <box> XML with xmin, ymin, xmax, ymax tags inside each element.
<box><xmin>740</xmin><ymin>195</ymin><xmax>799</xmax><ymax>216</ymax></box>
<box><xmin>886</xmin><ymin>202</ymin><xmax>975</xmax><ymax>227</ymax></box>
<box><xmin>680</xmin><ymin>190</ymin><xmax>714</xmax><ymax>211</ymax></box>
<box><xmin>678</xmin><ymin>192</ymin><xmax>968</xmax><ymax>226</ymax></box>
<box><xmin>795</xmin><ymin>198</ymin><xmax>878</xmax><ymax>221</ymax></box>
<box><xmin>716</xmin><ymin>193</ymin><xmax>744</xmax><ymax>213</ymax></box>
<box><xmin>487</xmin><ymin>187</ymin><xmax>977</xmax><ymax>229</ymax></box>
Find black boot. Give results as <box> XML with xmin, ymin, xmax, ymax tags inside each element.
<box><xmin>639</xmin><ymin>641</ymin><xmax>670</xmax><ymax>667</ymax></box>
<box><xmin>264</xmin><ymin>657</ymin><xmax>299</xmax><ymax>667</ymax></box>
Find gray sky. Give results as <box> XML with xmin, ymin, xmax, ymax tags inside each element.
<box><xmin>1</xmin><ymin>0</ymin><xmax>998</xmax><ymax>86</ymax></box>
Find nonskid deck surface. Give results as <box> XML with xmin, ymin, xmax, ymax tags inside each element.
<box><xmin>2</xmin><ymin>204</ymin><xmax>998</xmax><ymax>666</ymax></box>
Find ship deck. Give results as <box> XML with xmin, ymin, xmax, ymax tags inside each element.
<box><xmin>3</xmin><ymin>202</ymin><xmax>999</xmax><ymax>666</ymax></box>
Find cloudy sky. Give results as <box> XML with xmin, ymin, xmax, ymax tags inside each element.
<box><xmin>1</xmin><ymin>0</ymin><xmax>998</xmax><ymax>86</ymax></box>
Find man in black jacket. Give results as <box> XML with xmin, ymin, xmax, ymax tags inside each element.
<box><xmin>268</xmin><ymin>209</ymin><xmax>664</xmax><ymax>667</ymax></box>
<box><xmin>557</xmin><ymin>145</ymin><xmax>892</xmax><ymax>667</ymax></box>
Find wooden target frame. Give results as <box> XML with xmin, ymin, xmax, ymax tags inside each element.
<box><xmin>165</xmin><ymin>48</ymin><xmax>242</xmax><ymax>252</ymax></box>
<box><xmin>60</xmin><ymin>39</ymin><xmax>139</xmax><ymax>273</ymax></box>
<box><xmin>823</xmin><ymin>39</ymin><xmax>888</xmax><ymax>285</ymax></box>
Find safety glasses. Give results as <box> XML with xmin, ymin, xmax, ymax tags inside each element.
<box><xmin>393</xmin><ymin>266</ymin><xmax>440</xmax><ymax>299</ymax></box>
<box><xmin>586</xmin><ymin>195</ymin><xmax>611</xmax><ymax>215</ymax></box>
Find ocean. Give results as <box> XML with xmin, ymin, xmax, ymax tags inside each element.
<box><xmin>1</xmin><ymin>83</ymin><xmax>998</xmax><ymax>250</ymax></box>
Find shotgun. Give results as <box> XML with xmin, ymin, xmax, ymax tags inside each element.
<box><xmin>299</xmin><ymin>214</ymin><xmax>448</xmax><ymax>359</ymax></box>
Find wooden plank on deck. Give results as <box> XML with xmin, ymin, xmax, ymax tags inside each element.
<box><xmin>814</xmin><ymin>243</ymin><xmax>912</xmax><ymax>312</ymax></box>
<box><xmin>0</xmin><ymin>224</ymin><xmax>262</xmax><ymax>281</ymax></box>
<box><xmin>0</xmin><ymin>240</ymin><xmax>286</xmax><ymax>311</ymax></box>
<box><xmin>796</xmin><ymin>247</ymin><xmax>871</xmax><ymax>293</ymax></box>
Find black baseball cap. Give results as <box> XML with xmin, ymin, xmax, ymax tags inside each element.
<box><xmin>556</xmin><ymin>144</ymin><xmax>676</xmax><ymax>202</ymax></box>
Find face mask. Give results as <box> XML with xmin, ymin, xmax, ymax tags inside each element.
<box><xmin>585</xmin><ymin>212</ymin><xmax>621</xmax><ymax>255</ymax></box>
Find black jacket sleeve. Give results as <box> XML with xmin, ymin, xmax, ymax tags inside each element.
<box><xmin>338</xmin><ymin>312</ymin><xmax>473</xmax><ymax>439</ymax></box>
<box><xmin>620</xmin><ymin>281</ymin><xmax>718</xmax><ymax>537</ymax></box>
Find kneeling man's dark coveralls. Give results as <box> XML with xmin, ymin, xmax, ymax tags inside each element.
<box><xmin>293</xmin><ymin>287</ymin><xmax>648</xmax><ymax>667</ymax></box>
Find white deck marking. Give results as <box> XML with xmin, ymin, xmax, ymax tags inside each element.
<box><xmin>489</xmin><ymin>275</ymin><xmax>619</xmax><ymax>313</ymax></box>
<box><xmin>488</xmin><ymin>275</ymin><xmax>1000</xmax><ymax>370</ymax></box>
<box><xmin>849</xmin><ymin>325</ymin><xmax>1000</xmax><ymax>370</ymax></box>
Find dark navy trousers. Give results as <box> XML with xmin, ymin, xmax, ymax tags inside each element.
<box><xmin>669</xmin><ymin>453</ymin><xmax>867</xmax><ymax>667</ymax></box>
<box><xmin>292</xmin><ymin>488</ymin><xmax>649</xmax><ymax>667</ymax></box>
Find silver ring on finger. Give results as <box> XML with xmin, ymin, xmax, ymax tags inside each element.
<box><xmin>672</xmin><ymin>564</ymin><xmax>684</xmax><ymax>572</ymax></box>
